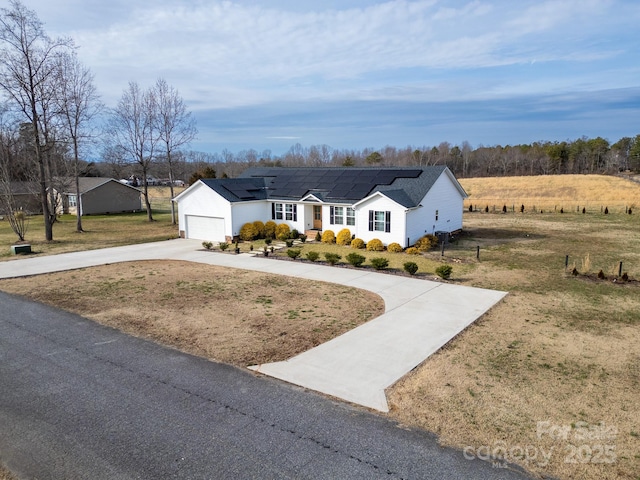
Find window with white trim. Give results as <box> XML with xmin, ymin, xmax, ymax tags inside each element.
<box><xmin>369</xmin><ymin>210</ymin><xmax>391</xmax><ymax>232</ymax></box>
<box><xmin>334</xmin><ymin>206</ymin><xmax>343</xmax><ymax>224</ymax></box>
<box><xmin>274</xmin><ymin>203</ymin><xmax>283</xmax><ymax>220</ymax></box>
<box><xmin>285</xmin><ymin>203</ymin><xmax>294</xmax><ymax>221</ymax></box>
<box><xmin>272</xmin><ymin>203</ymin><xmax>297</xmax><ymax>221</ymax></box>
<box><xmin>68</xmin><ymin>194</ymin><xmax>77</xmax><ymax>207</ymax></box>
<box><xmin>346</xmin><ymin>207</ymin><xmax>355</xmax><ymax>226</ymax></box>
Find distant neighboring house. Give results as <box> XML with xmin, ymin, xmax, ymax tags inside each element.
<box><xmin>173</xmin><ymin>166</ymin><xmax>467</xmax><ymax>247</ymax></box>
<box><xmin>61</xmin><ymin>177</ymin><xmax>142</xmax><ymax>216</ymax></box>
<box><xmin>0</xmin><ymin>182</ymin><xmax>42</xmax><ymax>214</ymax></box>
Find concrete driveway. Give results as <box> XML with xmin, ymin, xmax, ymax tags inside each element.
<box><xmin>0</xmin><ymin>239</ymin><xmax>507</xmax><ymax>412</ymax></box>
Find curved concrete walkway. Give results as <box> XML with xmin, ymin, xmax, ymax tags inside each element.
<box><xmin>0</xmin><ymin>239</ymin><xmax>507</xmax><ymax>412</ymax></box>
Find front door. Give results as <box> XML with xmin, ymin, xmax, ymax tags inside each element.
<box><xmin>313</xmin><ymin>205</ymin><xmax>322</xmax><ymax>229</ymax></box>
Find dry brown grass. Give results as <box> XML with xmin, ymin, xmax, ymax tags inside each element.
<box><xmin>461</xmin><ymin>174</ymin><xmax>640</xmax><ymax>213</ymax></box>
<box><xmin>0</xmin><ymin>260</ymin><xmax>383</xmax><ymax>366</ymax></box>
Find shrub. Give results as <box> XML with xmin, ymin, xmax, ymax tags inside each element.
<box><xmin>276</xmin><ymin>223</ymin><xmax>290</xmax><ymax>240</ymax></box>
<box><xmin>306</xmin><ymin>251</ymin><xmax>320</xmax><ymax>262</ymax></box>
<box><xmin>264</xmin><ymin>238</ymin><xmax>272</xmax><ymax>245</ymax></box>
<box><xmin>252</xmin><ymin>220</ymin><xmax>265</xmax><ymax>238</ymax></box>
<box><xmin>239</xmin><ymin>222</ymin><xmax>258</xmax><ymax>241</ymax></box>
<box><xmin>218</xmin><ymin>242</ymin><xmax>229</xmax><ymax>251</ymax></box>
<box><xmin>324</xmin><ymin>253</ymin><xmax>341</xmax><ymax>265</ymax></box>
<box><xmin>345</xmin><ymin>252</ymin><xmax>366</xmax><ymax>267</ymax></box>
<box><xmin>366</xmin><ymin>238</ymin><xmax>384</xmax><ymax>251</ymax></box>
<box><xmin>300</xmin><ymin>234</ymin><xmax>307</xmax><ymax>243</ymax></box>
<box><xmin>370</xmin><ymin>257</ymin><xmax>389</xmax><ymax>270</ymax></box>
<box><xmin>387</xmin><ymin>242</ymin><xmax>403</xmax><ymax>253</ymax></box>
<box><xmin>285</xmin><ymin>239</ymin><xmax>294</xmax><ymax>247</ymax></box>
<box><xmin>264</xmin><ymin>220</ymin><xmax>277</xmax><ymax>239</ymax></box>
<box><xmin>435</xmin><ymin>264</ymin><xmax>453</xmax><ymax>279</ymax></box>
<box><xmin>321</xmin><ymin>229</ymin><xmax>336</xmax><ymax>244</ymax></box>
<box><xmin>405</xmin><ymin>247</ymin><xmax>420</xmax><ymax>255</ymax></box>
<box><xmin>202</xmin><ymin>241</ymin><xmax>213</xmax><ymax>250</ymax></box>
<box><xmin>351</xmin><ymin>238</ymin><xmax>365</xmax><ymax>249</ymax></box>
<box><xmin>314</xmin><ymin>231</ymin><xmax>322</xmax><ymax>241</ymax></box>
<box><xmin>290</xmin><ymin>229</ymin><xmax>299</xmax><ymax>239</ymax></box>
<box><xmin>336</xmin><ymin>228</ymin><xmax>352</xmax><ymax>245</ymax></box>
<box><xmin>415</xmin><ymin>234</ymin><xmax>438</xmax><ymax>252</ymax></box>
<box><xmin>403</xmin><ymin>261</ymin><xmax>418</xmax><ymax>275</ymax></box>
<box><xmin>287</xmin><ymin>248</ymin><xmax>301</xmax><ymax>259</ymax></box>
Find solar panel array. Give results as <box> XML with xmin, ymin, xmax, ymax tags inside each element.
<box><xmin>220</xmin><ymin>180</ymin><xmax>265</xmax><ymax>200</ymax></box>
<box><xmin>263</xmin><ymin>169</ymin><xmax>422</xmax><ymax>200</ymax></box>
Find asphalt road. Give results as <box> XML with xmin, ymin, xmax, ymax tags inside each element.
<box><xmin>0</xmin><ymin>291</ymin><xmax>531</xmax><ymax>479</ymax></box>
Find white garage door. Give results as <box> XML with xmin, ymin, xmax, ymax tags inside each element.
<box><xmin>185</xmin><ymin>215</ymin><xmax>225</xmax><ymax>241</ymax></box>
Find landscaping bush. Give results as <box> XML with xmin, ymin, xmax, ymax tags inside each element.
<box><xmin>300</xmin><ymin>234</ymin><xmax>307</xmax><ymax>243</ymax></box>
<box><xmin>415</xmin><ymin>234</ymin><xmax>438</xmax><ymax>251</ymax></box>
<box><xmin>370</xmin><ymin>257</ymin><xmax>389</xmax><ymax>270</ymax></box>
<box><xmin>306</xmin><ymin>251</ymin><xmax>320</xmax><ymax>262</ymax></box>
<box><xmin>285</xmin><ymin>239</ymin><xmax>294</xmax><ymax>247</ymax></box>
<box><xmin>350</xmin><ymin>238</ymin><xmax>365</xmax><ymax>249</ymax></box>
<box><xmin>290</xmin><ymin>229</ymin><xmax>299</xmax><ymax>239</ymax></box>
<box><xmin>321</xmin><ymin>229</ymin><xmax>336</xmax><ymax>244</ymax></box>
<box><xmin>324</xmin><ymin>253</ymin><xmax>341</xmax><ymax>265</ymax></box>
<box><xmin>314</xmin><ymin>231</ymin><xmax>322</xmax><ymax>242</ymax></box>
<box><xmin>287</xmin><ymin>248</ymin><xmax>301</xmax><ymax>259</ymax></box>
<box><xmin>202</xmin><ymin>241</ymin><xmax>213</xmax><ymax>250</ymax></box>
<box><xmin>239</xmin><ymin>222</ymin><xmax>258</xmax><ymax>241</ymax></box>
<box><xmin>218</xmin><ymin>242</ymin><xmax>229</xmax><ymax>251</ymax></box>
<box><xmin>405</xmin><ymin>247</ymin><xmax>420</xmax><ymax>255</ymax></box>
<box><xmin>252</xmin><ymin>220</ymin><xmax>265</xmax><ymax>238</ymax></box>
<box><xmin>264</xmin><ymin>221</ymin><xmax>277</xmax><ymax>239</ymax></box>
<box><xmin>345</xmin><ymin>252</ymin><xmax>366</xmax><ymax>267</ymax></box>
<box><xmin>276</xmin><ymin>223</ymin><xmax>290</xmax><ymax>241</ymax></box>
<box><xmin>435</xmin><ymin>264</ymin><xmax>453</xmax><ymax>279</ymax></box>
<box><xmin>403</xmin><ymin>261</ymin><xmax>419</xmax><ymax>275</ymax></box>
<box><xmin>387</xmin><ymin>242</ymin><xmax>403</xmax><ymax>253</ymax></box>
<box><xmin>366</xmin><ymin>238</ymin><xmax>384</xmax><ymax>251</ymax></box>
<box><xmin>336</xmin><ymin>228</ymin><xmax>352</xmax><ymax>245</ymax></box>
<box><xmin>264</xmin><ymin>238</ymin><xmax>272</xmax><ymax>245</ymax></box>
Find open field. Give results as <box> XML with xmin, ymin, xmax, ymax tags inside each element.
<box><xmin>1</xmin><ymin>176</ymin><xmax>640</xmax><ymax>479</ymax></box>
<box><xmin>460</xmin><ymin>174</ymin><xmax>640</xmax><ymax>213</ymax></box>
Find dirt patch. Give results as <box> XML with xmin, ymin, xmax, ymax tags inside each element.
<box><xmin>0</xmin><ymin>260</ymin><xmax>384</xmax><ymax>366</ymax></box>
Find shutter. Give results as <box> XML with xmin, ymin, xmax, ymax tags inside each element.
<box><xmin>293</xmin><ymin>204</ymin><xmax>297</xmax><ymax>221</ymax></box>
<box><xmin>385</xmin><ymin>211</ymin><xmax>391</xmax><ymax>233</ymax></box>
<box><xmin>368</xmin><ymin>210</ymin><xmax>374</xmax><ymax>231</ymax></box>
<box><xmin>330</xmin><ymin>206</ymin><xmax>335</xmax><ymax>225</ymax></box>
<box><xmin>271</xmin><ymin>203</ymin><xmax>275</xmax><ymax>220</ymax></box>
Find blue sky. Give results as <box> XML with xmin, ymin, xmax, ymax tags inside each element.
<box><xmin>24</xmin><ymin>0</ymin><xmax>640</xmax><ymax>155</ymax></box>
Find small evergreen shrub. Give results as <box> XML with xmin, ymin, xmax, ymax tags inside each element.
<box><xmin>264</xmin><ymin>220</ymin><xmax>277</xmax><ymax>239</ymax></box>
<box><xmin>387</xmin><ymin>242</ymin><xmax>403</xmax><ymax>253</ymax></box>
<box><xmin>252</xmin><ymin>220</ymin><xmax>265</xmax><ymax>238</ymax></box>
<box><xmin>314</xmin><ymin>231</ymin><xmax>322</xmax><ymax>241</ymax></box>
<box><xmin>324</xmin><ymin>253</ymin><xmax>341</xmax><ymax>265</ymax></box>
<box><xmin>435</xmin><ymin>264</ymin><xmax>453</xmax><ymax>279</ymax></box>
<box><xmin>287</xmin><ymin>248</ymin><xmax>301</xmax><ymax>259</ymax></box>
<box><xmin>403</xmin><ymin>261</ymin><xmax>418</xmax><ymax>275</ymax></box>
<box><xmin>366</xmin><ymin>238</ymin><xmax>384</xmax><ymax>251</ymax></box>
<box><xmin>202</xmin><ymin>241</ymin><xmax>213</xmax><ymax>250</ymax></box>
<box><xmin>321</xmin><ymin>230</ymin><xmax>336</xmax><ymax>244</ymax></box>
<box><xmin>336</xmin><ymin>228</ymin><xmax>352</xmax><ymax>245</ymax></box>
<box><xmin>597</xmin><ymin>269</ymin><xmax>606</xmax><ymax>279</ymax></box>
<box><xmin>306</xmin><ymin>251</ymin><xmax>320</xmax><ymax>262</ymax></box>
<box><xmin>370</xmin><ymin>257</ymin><xmax>389</xmax><ymax>270</ymax></box>
<box><xmin>239</xmin><ymin>222</ymin><xmax>258</xmax><ymax>241</ymax></box>
<box><xmin>265</xmin><ymin>238</ymin><xmax>272</xmax><ymax>245</ymax></box>
<box><xmin>276</xmin><ymin>223</ymin><xmax>291</xmax><ymax>240</ymax></box>
<box><xmin>290</xmin><ymin>229</ymin><xmax>299</xmax><ymax>239</ymax></box>
<box><xmin>351</xmin><ymin>238</ymin><xmax>365</xmax><ymax>249</ymax></box>
<box><xmin>405</xmin><ymin>247</ymin><xmax>420</xmax><ymax>255</ymax></box>
<box><xmin>345</xmin><ymin>252</ymin><xmax>366</xmax><ymax>267</ymax></box>
<box><xmin>415</xmin><ymin>234</ymin><xmax>438</xmax><ymax>251</ymax></box>
<box><xmin>285</xmin><ymin>239</ymin><xmax>294</xmax><ymax>247</ymax></box>
<box><xmin>218</xmin><ymin>242</ymin><xmax>229</xmax><ymax>251</ymax></box>
<box><xmin>300</xmin><ymin>234</ymin><xmax>307</xmax><ymax>243</ymax></box>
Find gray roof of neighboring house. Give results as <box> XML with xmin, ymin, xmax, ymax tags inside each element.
<box><xmin>196</xmin><ymin>166</ymin><xmax>465</xmax><ymax>207</ymax></box>
<box><xmin>62</xmin><ymin>177</ymin><xmax>142</xmax><ymax>195</ymax></box>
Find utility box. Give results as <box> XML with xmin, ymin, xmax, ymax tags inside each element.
<box><xmin>11</xmin><ymin>244</ymin><xmax>31</xmax><ymax>255</ymax></box>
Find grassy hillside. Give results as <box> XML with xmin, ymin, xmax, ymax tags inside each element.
<box><xmin>460</xmin><ymin>174</ymin><xmax>640</xmax><ymax>213</ymax></box>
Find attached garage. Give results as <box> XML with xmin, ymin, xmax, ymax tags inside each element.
<box><xmin>185</xmin><ymin>215</ymin><xmax>225</xmax><ymax>241</ymax></box>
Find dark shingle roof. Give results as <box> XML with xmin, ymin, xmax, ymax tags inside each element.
<box><xmin>199</xmin><ymin>166</ymin><xmax>464</xmax><ymax>207</ymax></box>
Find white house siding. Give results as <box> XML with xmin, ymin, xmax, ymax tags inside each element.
<box><xmin>231</xmin><ymin>202</ymin><xmax>271</xmax><ymax>237</ymax></box>
<box><xmin>354</xmin><ymin>195</ymin><xmax>407</xmax><ymax>246</ymax></box>
<box><xmin>407</xmin><ymin>172</ymin><xmax>464</xmax><ymax>243</ymax></box>
<box><xmin>177</xmin><ymin>183</ymin><xmax>232</xmax><ymax>240</ymax></box>
<box><xmin>321</xmin><ymin>203</ymin><xmax>357</xmax><ymax>237</ymax></box>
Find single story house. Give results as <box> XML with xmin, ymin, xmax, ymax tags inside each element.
<box><xmin>173</xmin><ymin>166</ymin><xmax>467</xmax><ymax>247</ymax></box>
<box><xmin>61</xmin><ymin>177</ymin><xmax>142</xmax><ymax>215</ymax></box>
<box><xmin>0</xmin><ymin>182</ymin><xmax>42</xmax><ymax>214</ymax></box>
